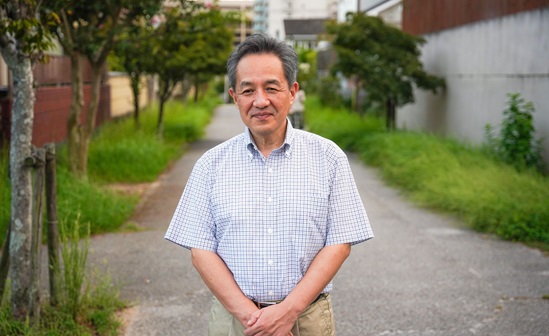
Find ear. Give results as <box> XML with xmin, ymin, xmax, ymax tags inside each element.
<box><xmin>229</xmin><ymin>88</ymin><xmax>237</xmax><ymax>105</ymax></box>
<box><xmin>289</xmin><ymin>82</ymin><xmax>299</xmax><ymax>104</ymax></box>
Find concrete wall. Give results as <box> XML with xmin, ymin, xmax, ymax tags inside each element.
<box><xmin>398</xmin><ymin>7</ymin><xmax>549</xmax><ymax>161</ymax></box>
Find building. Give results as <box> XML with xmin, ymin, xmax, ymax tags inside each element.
<box><xmin>398</xmin><ymin>0</ymin><xmax>549</xmax><ymax>162</ymax></box>
<box><xmin>215</xmin><ymin>0</ymin><xmax>254</xmax><ymax>46</ymax></box>
<box><xmin>365</xmin><ymin>0</ymin><xmax>402</xmax><ymax>28</ymax></box>
<box><xmin>283</xmin><ymin>18</ymin><xmax>328</xmax><ymax>49</ymax></box>
<box><xmin>253</xmin><ymin>0</ymin><xmax>338</xmax><ymax>40</ymax></box>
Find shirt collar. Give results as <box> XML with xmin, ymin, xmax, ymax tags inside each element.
<box><xmin>245</xmin><ymin>119</ymin><xmax>295</xmax><ymax>160</ymax></box>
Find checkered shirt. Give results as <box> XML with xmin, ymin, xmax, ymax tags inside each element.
<box><xmin>165</xmin><ymin>122</ymin><xmax>373</xmax><ymax>302</ymax></box>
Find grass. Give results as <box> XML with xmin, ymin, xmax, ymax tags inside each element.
<box><xmin>87</xmin><ymin>99</ymin><xmax>213</xmax><ymax>183</ymax></box>
<box><xmin>305</xmin><ymin>95</ymin><xmax>549</xmax><ymax>251</ymax></box>
<box><xmin>1</xmin><ymin>97</ymin><xmax>215</xmax><ymax>244</ymax></box>
<box><xmin>0</xmin><ymin>92</ymin><xmax>218</xmax><ymax>334</ymax></box>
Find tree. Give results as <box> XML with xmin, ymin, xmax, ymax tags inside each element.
<box><xmin>48</xmin><ymin>0</ymin><xmax>161</xmax><ymax>177</ymax></box>
<box><xmin>0</xmin><ymin>0</ymin><xmax>56</xmax><ymax>320</ymax></box>
<box><xmin>186</xmin><ymin>4</ymin><xmax>237</xmax><ymax>102</ymax></box>
<box><xmin>111</xmin><ymin>23</ymin><xmax>156</xmax><ymax>128</ymax></box>
<box><xmin>327</xmin><ymin>13</ymin><xmax>445</xmax><ymax>130</ymax></box>
<box><xmin>148</xmin><ymin>0</ymin><xmax>235</xmax><ymax>137</ymax></box>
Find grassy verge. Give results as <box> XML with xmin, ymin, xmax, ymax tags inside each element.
<box><xmin>306</xmin><ymin>96</ymin><xmax>549</xmax><ymax>251</ymax></box>
<box><xmin>1</xmin><ymin>97</ymin><xmax>215</xmax><ymax>244</ymax></box>
<box><xmin>0</xmin><ymin>93</ymin><xmax>217</xmax><ymax>334</ymax></box>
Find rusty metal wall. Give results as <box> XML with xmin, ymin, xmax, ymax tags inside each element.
<box><xmin>402</xmin><ymin>0</ymin><xmax>549</xmax><ymax>35</ymax></box>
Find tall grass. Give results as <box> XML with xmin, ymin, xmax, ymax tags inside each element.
<box><xmin>88</xmin><ymin>99</ymin><xmax>213</xmax><ymax>183</ymax></box>
<box><xmin>0</xmin><ymin>96</ymin><xmax>217</xmax><ymax>247</ymax></box>
<box><xmin>0</xmin><ymin>215</ymin><xmax>125</xmax><ymax>336</ymax></box>
<box><xmin>0</xmin><ymin>95</ymin><xmax>216</xmax><ymax>334</ymax></box>
<box><xmin>306</xmin><ymin>95</ymin><xmax>549</xmax><ymax>250</ymax></box>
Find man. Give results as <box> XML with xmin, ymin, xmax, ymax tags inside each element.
<box><xmin>165</xmin><ymin>34</ymin><xmax>373</xmax><ymax>336</ymax></box>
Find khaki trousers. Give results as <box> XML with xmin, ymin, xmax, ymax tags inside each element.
<box><xmin>208</xmin><ymin>294</ymin><xmax>335</xmax><ymax>336</ymax></box>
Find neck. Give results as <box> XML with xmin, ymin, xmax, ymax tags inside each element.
<box><xmin>250</xmin><ymin>127</ymin><xmax>286</xmax><ymax>158</ymax></box>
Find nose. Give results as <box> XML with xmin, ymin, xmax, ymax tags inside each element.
<box><xmin>253</xmin><ymin>89</ymin><xmax>270</xmax><ymax>108</ymax></box>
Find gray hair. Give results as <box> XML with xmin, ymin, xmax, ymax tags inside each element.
<box><xmin>227</xmin><ymin>34</ymin><xmax>298</xmax><ymax>90</ymax></box>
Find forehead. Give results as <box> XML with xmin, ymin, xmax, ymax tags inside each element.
<box><xmin>236</xmin><ymin>53</ymin><xmax>287</xmax><ymax>87</ymax></box>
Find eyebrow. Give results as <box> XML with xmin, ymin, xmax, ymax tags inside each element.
<box><xmin>239</xmin><ymin>79</ymin><xmax>283</xmax><ymax>87</ymax></box>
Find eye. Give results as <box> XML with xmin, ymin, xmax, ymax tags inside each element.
<box><xmin>266</xmin><ymin>87</ymin><xmax>279</xmax><ymax>93</ymax></box>
<box><xmin>240</xmin><ymin>89</ymin><xmax>253</xmax><ymax>95</ymax></box>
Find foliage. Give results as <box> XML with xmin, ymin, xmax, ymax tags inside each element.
<box><xmin>307</xmin><ymin>95</ymin><xmax>549</xmax><ymax>250</ymax></box>
<box><xmin>0</xmin><ymin>0</ymin><xmax>58</xmax><ymax>62</ymax></box>
<box><xmin>47</xmin><ymin>0</ymin><xmax>162</xmax><ymax>62</ymax></box>
<box><xmin>147</xmin><ymin>0</ymin><xmax>235</xmax><ymax>136</ymax></box>
<box><xmin>484</xmin><ymin>93</ymin><xmax>544</xmax><ymax>172</ymax></box>
<box><xmin>88</xmin><ymin>99</ymin><xmax>213</xmax><ymax>183</ymax></box>
<box><xmin>305</xmin><ymin>95</ymin><xmax>384</xmax><ymax>151</ymax></box>
<box><xmin>44</xmin><ymin>0</ymin><xmax>163</xmax><ymax>177</ymax></box>
<box><xmin>317</xmin><ymin>75</ymin><xmax>345</xmax><ymax>109</ymax></box>
<box><xmin>0</xmin><ymin>97</ymin><xmax>216</xmax><ymax>245</ymax></box>
<box><xmin>326</xmin><ymin>13</ymin><xmax>445</xmax><ymax>129</ymax></box>
<box><xmin>110</xmin><ymin>23</ymin><xmax>157</xmax><ymax>127</ymax></box>
<box><xmin>296</xmin><ymin>48</ymin><xmax>318</xmax><ymax>94</ymax></box>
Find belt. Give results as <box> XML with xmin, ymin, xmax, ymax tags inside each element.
<box><xmin>253</xmin><ymin>293</ymin><xmax>327</xmax><ymax>309</ymax></box>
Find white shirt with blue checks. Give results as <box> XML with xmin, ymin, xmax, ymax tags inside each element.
<box><xmin>165</xmin><ymin>122</ymin><xmax>373</xmax><ymax>302</ymax></box>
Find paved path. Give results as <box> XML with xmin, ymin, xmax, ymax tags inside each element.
<box><xmin>88</xmin><ymin>104</ymin><xmax>549</xmax><ymax>335</ymax></box>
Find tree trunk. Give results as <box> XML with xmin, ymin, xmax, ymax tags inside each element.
<box><xmin>74</xmin><ymin>63</ymin><xmax>104</xmax><ymax>177</ymax></box>
<box><xmin>157</xmin><ymin>97</ymin><xmax>165</xmax><ymax>138</ymax></box>
<box><xmin>157</xmin><ymin>79</ymin><xmax>174</xmax><ymax>138</ymax></box>
<box><xmin>1</xmin><ymin>49</ymin><xmax>35</xmax><ymax>321</ymax></box>
<box><xmin>130</xmin><ymin>73</ymin><xmax>141</xmax><ymax>129</ymax></box>
<box><xmin>67</xmin><ymin>53</ymin><xmax>85</xmax><ymax>177</ymax></box>
<box><xmin>353</xmin><ymin>77</ymin><xmax>360</xmax><ymax>113</ymax></box>
<box><xmin>193</xmin><ymin>81</ymin><xmax>199</xmax><ymax>102</ymax></box>
<box><xmin>385</xmin><ymin>98</ymin><xmax>397</xmax><ymax>131</ymax></box>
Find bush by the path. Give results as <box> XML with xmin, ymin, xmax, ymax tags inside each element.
<box><xmin>306</xmin><ymin>96</ymin><xmax>549</xmax><ymax>250</ymax></box>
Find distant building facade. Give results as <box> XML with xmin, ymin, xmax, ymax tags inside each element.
<box><xmin>253</xmin><ymin>0</ymin><xmax>338</xmax><ymax>40</ymax></box>
<box><xmin>215</xmin><ymin>0</ymin><xmax>254</xmax><ymax>46</ymax></box>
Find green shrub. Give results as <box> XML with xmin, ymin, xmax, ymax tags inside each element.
<box><xmin>318</xmin><ymin>75</ymin><xmax>344</xmax><ymax>108</ymax></box>
<box><xmin>485</xmin><ymin>93</ymin><xmax>544</xmax><ymax>172</ymax></box>
<box><xmin>305</xmin><ymin>95</ymin><xmax>385</xmax><ymax>151</ymax></box>
<box><xmin>306</xmin><ymin>94</ymin><xmax>549</xmax><ymax>249</ymax></box>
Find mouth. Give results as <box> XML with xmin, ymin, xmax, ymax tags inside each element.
<box><xmin>251</xmin><ymin>112</ymin><xmax>273</xmax><ymax>120</ymax></box>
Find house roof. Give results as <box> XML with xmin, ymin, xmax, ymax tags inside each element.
<box><xmin>283</xmin><ymin>19</ymin><xmax>328</xmax><ymax>36</ymax></box>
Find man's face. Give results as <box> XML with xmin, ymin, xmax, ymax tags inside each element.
<box><xmin>229</xmin><ymin>53</ymin><xmax>297</xmax><ymax>142</ymax></box>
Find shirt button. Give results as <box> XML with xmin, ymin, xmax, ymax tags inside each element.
<box><xmin>268</xmin><ymin>259</ymin><xmax>273</xmax><ymax>265</ymax></box>
<box><xmin>267</xmin><ymin>197</ymin><xmax>272</xmax><ymax>202</ymax></box>
<box><xmin>267</xmin><ymin>228</ymin><xmax>273</xmax><ymax>234</ymax></box>
<box><xmin>268</xmin><ymin>168</ymin><xmax>273</xmax><ymax>174</ymax></box>
<box><xmin>268</xmin><ymin>291</ymin><xmax>274</xmax><ymax>296</ymax></box>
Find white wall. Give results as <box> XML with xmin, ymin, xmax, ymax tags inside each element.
<box><xmin>399</xmin><ymin>8</ymin><xmax>549</xmax><ymax>161</ymax></box>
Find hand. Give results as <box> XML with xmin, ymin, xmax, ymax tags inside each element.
<box><xmin>244</xmin><ymin>304</ymin><xmax>297</xmax><ymax>336</ymax></box>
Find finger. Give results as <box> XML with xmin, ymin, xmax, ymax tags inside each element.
<box><xmin>247</xmin><ymin>309</ymin><xmax>263</xmax><ymax>326</ymax></box>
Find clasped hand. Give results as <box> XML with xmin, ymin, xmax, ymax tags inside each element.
<box><xmin>244</xmin><ymin>304</ymin><xmax>297</xmax><ymax>336</ymax></box>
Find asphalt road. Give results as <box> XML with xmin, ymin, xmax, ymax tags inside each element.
<box><xmin>87</xmin><ymin>104</ymin><xmax>549</xmax><ymax>336</ymax></box>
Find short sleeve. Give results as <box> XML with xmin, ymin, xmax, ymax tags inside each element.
<box><xmin>164</xmin><ymin>154</ymin><xmax>217</xmax><ymax>251</ymax></box>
